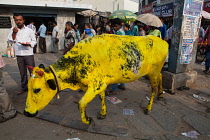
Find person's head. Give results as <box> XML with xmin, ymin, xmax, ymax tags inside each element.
<box><xmin>159</xmin><ymin>18</ymin><xmax>164</xmax><ymax>23</ymax></box>
<box><xmin>85</xmin><ymin>23</ymin><xmax>91</xmax><ymax>29</ymax></box>
<box><xmin>150</xmin><ymin>26</ymin><xmax>157</xmax><ymax>30</ymax></box>
<box><xmin>121</xmin><ymin>20</ymin><xmax>125</xmax><ymax>26</ymax></box>
<box><xmin>30</xmin><ymin>21</ymin><xmax>34</xmax><ymax>25</ymax></box>
<box><xmin>41</xmin><ymin>21</ymin><xmax>45</xmax><ymax>25</ymax></box>
<box><xmin>123</xmin><ymin>23</ymin><xmax>130</xmax><ymax>31</ymax></box>
<box><xmin>74</xmin><ymin>23</ymin><xmax>79</xmax><ymax>29</ymax></box>
<box><xmin>13</xmin><ymin>13</ymin><xmax>25</xmax><ymax>28</ymax></box>
<box><xmin>96</xmin><ymin>25</ymin><xmax>101</xmax><ymax>31</ymax></box>
<box><xmin>65</xmin><ymin>21</ymin><xmax>74</xmax><ymax>30</ymax></box>
<box><xmin>134</xmin><ymin>20</ymin><xmax>141</xmax><ymax>26</ymax></box>
<box><xmin>139</xmin><ymin>25</ymin><xmax>144</xmax><ymax>31</ymax></box>
<box><xmin>52</xmin><ymin>21</ymin><xmax>57</xmax><ymax>26</ymax></box>
<box><xmin>111</xmin><ymin>18</ymin><xmax>122</xmax><ymax>32</ymax></box>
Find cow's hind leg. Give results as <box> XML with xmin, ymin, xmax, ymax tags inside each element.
<box><xmin>97</xmin><ymin>91</ymin><xmax>107</xmax><ymax>120</ymax></box>
<box><xmin>79</xmin><ymin>82</ymin><xmax>107</xmax><ymax>125</ymax></box>
<box><xmin>157</xmin><ymin>73</ymin><xmax>164</xmax><ymax>100</ymax></box>
<box><xmin>144</xmin><ymin>74</ymin><xmax>158</xmax><ymax>115</ymax></box>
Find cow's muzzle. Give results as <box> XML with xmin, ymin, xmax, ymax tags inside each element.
<box><xmin>24</xmin><ymin>110</ymin><xmax>38</xmax><ymax>117</ymax></box>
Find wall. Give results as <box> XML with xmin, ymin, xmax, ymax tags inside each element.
<box><xmin>0</xmin><ymin>7</ymin><xmax>75</xmax><ymax>54</ymax></box>
<box><xmin>57</xmin><ymin>10</ymin><xmax>75</xmax><ymax>50</ymax></box>
<box><xmin>0</xmin><ymin>8</ymin><xmax>14</xmax><ymax>54</ymax></box>
<box><xmin>75</xmin><ymin>0</ymin><xmax>139</xmax><ymax>12</ymax></box>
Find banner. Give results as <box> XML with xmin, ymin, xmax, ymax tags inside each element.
<box><xmin>153</xmin><ymin>3</ymin><xmax>173</xmax><ymax>17</ymax></box>
<box><xmin>142</xmin><ymin>3</ymin><xmax>153</xmax><ymax>14</ymax></box>
<box><xmin>183</xmin><ymin>0</ymin><xmax>203</xmax><ymax>17</ymax></box>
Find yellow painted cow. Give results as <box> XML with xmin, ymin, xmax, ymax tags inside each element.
<box><xmin>24</xmin><ymin>34</ymin><xmax>168</xmax><ymax>125</ymax></box>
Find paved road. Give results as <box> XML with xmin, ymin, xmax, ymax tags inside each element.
<box><xmin>1</xmin><ymin>52</ymin><xmax>210</xmax><ymax>140</ymax></box>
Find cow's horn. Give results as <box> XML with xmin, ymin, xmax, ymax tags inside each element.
<box><xmin>36</xmin><ymin>71</ymin><xmax>44</xmax><ymax>77</ymax></box>
<box><xmin>26</xmin><ymin>65</ymin><xmax>34</xmax><ymax>70</ymax></box>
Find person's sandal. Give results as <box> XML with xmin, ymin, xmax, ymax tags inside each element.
<box><xmin>105</xmin><ymin>91</ymin><xmax>119</xmax><ymax>96</ymax></box>
<box><xmin>203</xmin><ymin>70</ymin><xmax>209</xmax><ymax>74</ymax></box>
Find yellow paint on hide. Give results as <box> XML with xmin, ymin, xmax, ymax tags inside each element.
<box><xmin>25</xmin><ymin>34</ymin><xmax>168</xmax><ymax>124</ymax></box>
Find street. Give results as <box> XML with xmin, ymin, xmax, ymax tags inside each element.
<box><xmin>1</xmin><ymin>51</ymin><xmax>210</xmax><ymax>140</ymax></box>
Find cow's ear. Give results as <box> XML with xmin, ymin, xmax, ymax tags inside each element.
<box><xmin>39</xmin><ymin>64</ymin><xmax>45</xmax><ymax>69</ymax></box>
<box><xmin>47</xmin><ymin>79</ymin><xmax>56</xmax><ymax>90</ymax></box>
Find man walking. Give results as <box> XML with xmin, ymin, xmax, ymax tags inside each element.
<box><xmin>52</xmin><ymin>21</ymin><xmax>59</xmax><ymax>53</ymax></box>
<box><xmin>8</xmin><ymin>13</ymin><xmax>36</xmax><ymax>95</ymax></box>
<box><xmin>37</xmin><ymin>22</ymin><xmax>47</xmax><ymax>53</ymax></box>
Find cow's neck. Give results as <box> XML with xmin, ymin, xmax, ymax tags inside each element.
<box><xmin>49</xmin><ymin>61</ymin><xmax>81</xmax><ymax>91</ymax></box>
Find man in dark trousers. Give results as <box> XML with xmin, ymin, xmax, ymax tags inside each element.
<box><xmin>8</xmin><ymin>13</ymin><xmax>36</xmax><ymax>95</ymax></box>
<box><xmin>37</xmin><ymin>22</ymin><xmax>47</xmax><ymax>53</ymax></box>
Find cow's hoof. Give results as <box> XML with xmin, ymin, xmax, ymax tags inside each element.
<box><xmin>88</xmin><ymin>117</ymin><xmax>95</xmax><ymax>126</ymax></box>
<box><xmin>144</xmin><ymin>109</ymin><xmax>150</xmax><ymax>115</ymax></box>
<box><xmin>97</xmin><ymin>113</ymin><xmax>106</xmax><ymax>120</ymax></box>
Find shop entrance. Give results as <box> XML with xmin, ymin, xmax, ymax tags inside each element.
<box><xmin>21</xmin><ymin>13</ymin><xmax>56</xmax><ymax>35</ymax></box>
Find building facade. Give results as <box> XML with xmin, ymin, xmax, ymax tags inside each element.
<box><xmin>0</xmin><ymin>0</ymin><xmax>91</xmax><ymax>53</ymax></box>
<box><xmin>75</xmin><ymin>0</ymin><xmax>139</xmax><ymax>13</ymax></box>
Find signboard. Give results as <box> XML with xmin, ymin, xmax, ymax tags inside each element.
<box><xmin>153</xmin><ymin>3</ymin><xmax>173</xmax><ymax>17</ymax></box>
<box><xmin>183</xmin><ymin>0</ymin><xmax>203</xmax><ymax>17</ymax></box>
<box><xmin>203</xmin><ymin>1</ymin><xmax>210</xmax><ymax>12</ymax></box>
<box><xmin>0</xmin><ymin>16</ymin><xmax>12</xmax><ymax>28</ymax></box>
<box><xmin>141</xmin><ymin>3</ymin><xmax>153</xmax><ymax>14</ymax></box>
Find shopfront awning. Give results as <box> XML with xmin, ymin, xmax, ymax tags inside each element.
<box><xmin>76</xmin><ymin>10</ymin><xmax>98</xmax><ymax>17</ymax></box>
<box><xmin>201</xmin><ymin>10</ymin><xmax>210</xmax><ymax>19</ymax></box>
<box><xmin>0</xmin><ymin>0</ymin><xmax>92</xmax><ymax>11</ymax></box>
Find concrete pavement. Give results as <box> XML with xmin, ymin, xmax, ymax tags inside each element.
<box><xmin>3</xmin><ymin>51</ymin><xmax>210</xmax><ymax>139</ymax></box>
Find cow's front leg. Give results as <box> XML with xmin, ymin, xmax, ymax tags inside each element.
<box><xmin>79</xmin><ymin>82</ymin><xmax>107</xmax><ymax>125</ymax></box>
<box><xmin>97</xmin><ymin>91</ymin><xmax>106</xmax><ymax>120</ymax></box>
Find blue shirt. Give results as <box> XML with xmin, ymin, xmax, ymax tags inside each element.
<box><xmin>158</xmin><ymin>23</ymin><xmax>167</xmax><ymax>40</ymax></box>
<box><xmin>125</xmin><ymin>30</ymin><xmax>132</xmax><ymax>35</ymax></box>
<box><xmin>131</xmin><ymin>25</ymin><xmax>139</xmax><ymax>36</ymax></box>
<box><xmin>37</xmin><ymin>24</ymin><xmax>47</xmax><ymax>38</ymax></box>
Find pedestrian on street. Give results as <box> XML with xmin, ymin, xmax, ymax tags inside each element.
<box><xmin>52</xmin><ymin>21</ymin><xmax>59</xmax><ymax>53</ymax></box>
<box><xmin>90</xmin><ymin>23</ymin><xmax>96</xmax><ymax>36</ymax></box>
<box><xmin>37</xmin><ymin>21</ymin><xmax>47</xmax><ymax>53</ymax></box>
<box><xmin>74</xmin><ymin>23</ymin><xmax>81</xmax><ymax>42</ymax></box>
<box><xmin>203</xmin><ymin>25</ymin><xmax>210</xmax><ymax>74</ymax></box>
<box><xmin>8</xmin><ymin>13</ymin><xmax>36</xmax><ymax>95</ymax></box>
<box><xmin>123</xmin><ymin>23</ymin><xmax>132</xmax><ymax>35</ymax></box>
<box><xmin>27</xmin><ymin>21</ymin><xmax>37</xmax><ymax>53</ymax></box>
<box><xmin>158</xmin><ymin>18</ymin><xmax>167</xmax><ymax>41</ymax></box>
<box><xmin>138</xmin><ymin>25</ymin><xmax>146</xmax><ymax>36</ymax></box>
<box><xmin>63</xmin><ymin>21</ymin><xmax>77</xmax><ymax>55</ymax></box>
<box><xmin>148</xmin><ymin>26</ymin><xmax>162</xmax><ymax>38</ymax></box>
<box><xmin>82</xmin><ymin>23</ymin><xmax>94</xmax><ymax>39</ymax></box>
<box><xmin>0</xmin><ymin>55</ymin><xmax>17</xmax><ymax>123</ymax></box>
<box><xmin>106</xmin><ymin>18</ymin><xmax>126</xmax><ymax>96</ymax></box>
<box><xmin>131</xmin><ymin>20</ymin><xmax>140</xmax><ymax>36</ymax></box>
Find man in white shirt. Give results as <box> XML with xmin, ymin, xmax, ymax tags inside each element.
<box><xmin>8</xmin><ymin>13</ymin><xmax>36</xmax><ymax>95</ymax></box>
<box><xmin>52</xmin><ymin>21</ymin><xmax>59</xmax><ymax>53</ymax></box>
<box><xmin>27</xmin><ymin>21</ymin><xmax>37</xmax><ymax>53</ymax></box>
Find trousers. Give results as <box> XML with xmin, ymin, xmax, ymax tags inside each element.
<box><xmin>39</xmin><ymin>37</ymin><xmax>46</xmax><ymax>53</ymax></box>
<box><xmin>17</xmin><ymin>55</ymin><xmax>35</xmax><ymax>91</ymax></box>
<box><xmin>0</xmin><ymin>68</ymin><xmax>16</xmax><ymax>118</ymax></box>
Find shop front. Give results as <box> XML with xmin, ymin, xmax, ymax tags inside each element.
<box><xmin>153</xmin><ymin>2</ymin><xmax>174</xmax><ymax>28</ymax></box>
<box><xmin>0</xmin><ymin>0</ymin><xmax>91</xmax><ymax>54</ymax></box>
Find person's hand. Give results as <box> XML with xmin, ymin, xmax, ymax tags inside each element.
<box><xmin>13</xmin><ymin>27</ymin><xmax>18</xmax><ymax>33</ymax></box>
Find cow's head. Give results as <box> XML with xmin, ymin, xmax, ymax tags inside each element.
<box><xmin>24</xmin><ymin>64</ymin><xmax>58</xmax><ymax>117</ymax></box>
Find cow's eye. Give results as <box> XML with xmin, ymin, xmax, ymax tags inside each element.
<box><xmin>34</xmin><ymin>88</ymin><xmax>41</xmax><ymax>93</ymax></box>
